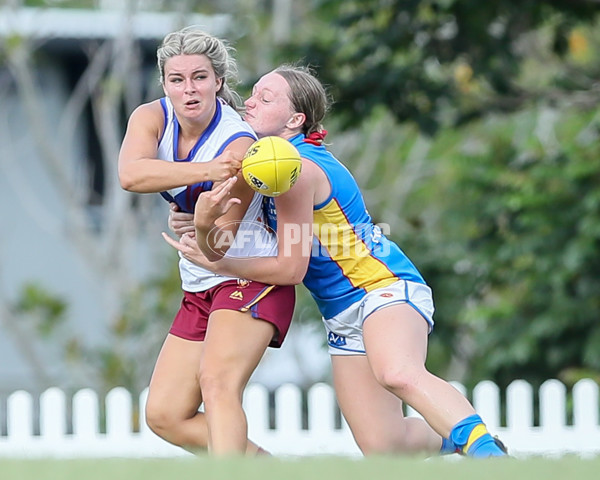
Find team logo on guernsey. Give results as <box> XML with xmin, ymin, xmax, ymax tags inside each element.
<box><xmin>380</xmin><ymin>293</ymin><xmax>394</xmax><ymax>298</ymax></box>
<box><xmin>328</xmin><ymin>332</ymin><xmax>347</xmax><ymax>347</ymax></box>
<box><xmin>230</xmin><ymin>291</ymin><xmax>244</xmax><ymax>300</ymax></box>
<box><xmin>237</xmin><ymin>279</ymin><xmax>251</xmax><ymax>288</ymax></box>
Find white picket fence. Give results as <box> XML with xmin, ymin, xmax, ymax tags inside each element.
<box><xmin>0</xmin><ymin>379</ymin><xmax>599</xmax><ymax>459</ymax></box>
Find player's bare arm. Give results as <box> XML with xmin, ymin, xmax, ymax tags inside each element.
<box><xmin>167</xmin><ymin>158</ymin><xmax>318</xmax><ymax>285</ymax></box>
<box><xmin>193</xmin><ymin>137</ymin><xmax>256</xmax><ymax>259</ymax></box>
<box><xmin>118</xmin><ymin>101</ymin><xmax>243</xmax><ymax>193</ymax></box>
<box><xmin>194</xmin><ymin>177</ymin><xmax>242</xmax><ymax>260</ymax></box>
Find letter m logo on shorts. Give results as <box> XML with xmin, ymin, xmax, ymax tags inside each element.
<box><xmin>328</xmin><ymin>332</ymin><xmax>347</xmax><ymax>347</ymax></box>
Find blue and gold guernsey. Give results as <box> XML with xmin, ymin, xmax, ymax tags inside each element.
<box><xmin>266</xmin><ymin>133</ymin><xmax>426</xmax><ymax>320</ymax></box>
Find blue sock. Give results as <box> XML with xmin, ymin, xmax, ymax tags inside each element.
<box><xmin>449</xmin><ymin>414</ymin><xmax>507</xmax><ymax>458</ymax></box>
<box><xmin>468</xmin><ymin>433</ymin><xmax>507</xmax><ymax>457</ymax></box>
<box><xmin>440</xmin><ymin>437</ymin><xmax>460</xmax><ymax>455</ymax></box>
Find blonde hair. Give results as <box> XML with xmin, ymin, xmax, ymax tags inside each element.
<box><xmin>157</xmin><ymin>25</ymin><xmax>242</xmax><ymax>110</ymax></box>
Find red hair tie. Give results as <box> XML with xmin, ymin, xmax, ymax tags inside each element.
<box><xmin>304</xmin><ymin>129</ymin><xmax>328</xmax><ymax>145</ymax></box>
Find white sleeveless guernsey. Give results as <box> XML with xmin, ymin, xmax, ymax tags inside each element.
<box><xmin>157</xmin><ymin>97</ymin><xmax>278</xmax><ymax>292</ymax></box>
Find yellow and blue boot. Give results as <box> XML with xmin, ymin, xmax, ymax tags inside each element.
<box><xmin>449</xmin><ymin>414</ymin><xmax>508</xmax><ymax>458</ymax></box>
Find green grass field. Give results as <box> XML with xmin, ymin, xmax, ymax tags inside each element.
<box><xmin>1</xmin><ymin>456</ymin><xmax>599</xmax><ymax>480</ymax></box>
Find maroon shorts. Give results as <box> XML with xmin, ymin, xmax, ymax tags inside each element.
<box><xmin>169</xmin><ymin>279</ymin><xmax>295</xmax><ymax>348</ymax></box>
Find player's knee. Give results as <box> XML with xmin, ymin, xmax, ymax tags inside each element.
<box><xmin>145</xmin><ymin>400</ymin><xmax>177</xmax><ymax>437</ymax></box>
<box><xmin>353</xmin><ymin>419</ymin><xmax>433</xmax><ymax>456</ymax></box>
<box><xmin>375</xmin><ymin>367</ymin><xmax>422</xmax><ymax>399</ymax></box>
<box><xmin>198</xmin><ymin>369</ymin><xmax>241</xmax><ymax>405</ymax></box>
<box><xmin>145</xmin><ymin>408</ymin><xmax>166</xmax><ymax>437</ymax></box>
<box><xmin>354</xmin><ymin>431</ymin><xmax>398</xmax><ymax>455</ymax></box>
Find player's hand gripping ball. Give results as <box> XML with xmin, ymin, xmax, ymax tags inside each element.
<box><xmin>242</xmin><ymin>136</ymin><xmax>302</xmax><ymax>197</ymax></box>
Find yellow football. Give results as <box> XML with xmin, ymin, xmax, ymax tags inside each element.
<box><xmin>242</xmin><ymin>136</ymin><xmax>302</xmax><ymax>197</ymax></box>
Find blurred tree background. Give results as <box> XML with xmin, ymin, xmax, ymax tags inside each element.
<box><xmin>3</xmin><ymin>0</ymin><xmax>600</xmax><ymax>394</ymax></box>
<box><xmin>270</xmin><ymin>0</ymin><xmax>600</xmax><ymax>390</ymax></box>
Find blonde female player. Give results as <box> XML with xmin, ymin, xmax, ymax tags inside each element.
<box><xmin>164</xmin><ymin>65</ymin><xmax>508</xmax><ymax>458</ymax></box>
<box><xmin>118</xmin><ymin>27</ymin><xmax>295</xmax><ymax>456</ymax></box>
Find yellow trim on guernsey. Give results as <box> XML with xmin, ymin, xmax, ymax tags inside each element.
<box><xmin>313</xmin><ymin>199</ymin><xmax>398</xmax><ymax>291</ymax></box>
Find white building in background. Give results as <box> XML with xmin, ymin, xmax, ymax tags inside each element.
<box><xmin>0</xmin><ymin>5</ymin><xmax>330</xmax><ymax>398</ymax></box>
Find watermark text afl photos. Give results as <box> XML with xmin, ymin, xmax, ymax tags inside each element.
<box><xmin>210</xmin><ymin>221</ymin><xmax>392</xmax><ymax>258</ymax></box>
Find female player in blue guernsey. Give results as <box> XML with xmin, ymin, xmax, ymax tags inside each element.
<box><xmin>165</xmin><ymin>65</ymin><xmax>507</xmax><ymax>458</ymax></box>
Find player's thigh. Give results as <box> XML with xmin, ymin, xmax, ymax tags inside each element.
<box><xmin>362</xmin><ymin>303</ymin><xmax>429</xmax><ymax>376</ymax></box>
<box><xmin>200</xmin><ymin>309</ymin><xmax>275</xmax><ymax>390</ymax></box>
<box><xmin>332</xmin><ymin>354</ymin><xmax>406</xmax><ymax>436</ymax></box>
<box><xmin>147</xmin><ymin>333</ymin><xmax>205</xmax><ymax>418</ymax></box>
